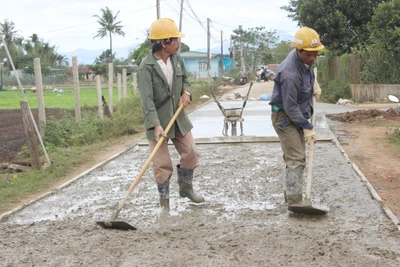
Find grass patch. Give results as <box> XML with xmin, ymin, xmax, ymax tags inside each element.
<box><xmin>0</xmin><ymin>85</ymin><xmax>133</xmax><ymax>109</ymax></box>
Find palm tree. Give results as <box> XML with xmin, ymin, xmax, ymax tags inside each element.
<box><xmin>55</xmin><ymin>54</ymin><xmax>69</xmax><ymax>67</ymax></box>
<box><xmin>93</xmin><ymin>6</ymin><xmax>125</xmax><ymax>62</ymax></box>
<box><xmin>0</xmin><ymin>19</ymin><xmax>21</xmax><ymax>62</ymax></box>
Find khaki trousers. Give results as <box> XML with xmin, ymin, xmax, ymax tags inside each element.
<box><xmin>271</xmin><ymin>110</ymin><xmax>306</xmax><ymax>171</ymax></box>
<box><xmin>148</xmin><ymin>126</ymin><xmax>199</xmax><ymax>184</ymax></box>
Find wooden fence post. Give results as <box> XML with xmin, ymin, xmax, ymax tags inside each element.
<box><xmin>122</xmin><ymin>68</ymin><xmax>127</xmax><ymax>98</ymax></box>
<box><xmin>118</xmin><ymin>73</ymin><xmax>122</xmax><ymax>102</ymax></box>
<box><xmin>133</xmin><ymin>72</ymin><xmax>138</xmax><ymax>94</ymax></box>
<box><xmin>72</xmin><ymin>56</ymin><xmax>81</xmax><ymax>123</ymax></box>
<box><xmin>20</xmin><ymin>101</ymin><xmax>40</xmax><ymax>169</ymax></box>
<box><xmin>95</xmin><ymin>75</ymin><xmax>103</xmax><ymax>120</ymax></box>
<box><xmin>34</xmin><ymin>58</ymin><xmax>46</xmax><ymax>136</ymax></box>
<box><xmin>108</xmin><ymin>62</ymin><xmax>114</xmax><ymax>113</ymax></box>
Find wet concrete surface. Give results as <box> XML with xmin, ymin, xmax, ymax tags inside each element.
<box><xmin>189</xmin><ymin>99</ymin><xmax>349</xmax><ymax>140</ymax></box>
<box><xmin>1</xmin><ymin>83</ymin><xmax>399</xmax><ymax>266</ymax></box>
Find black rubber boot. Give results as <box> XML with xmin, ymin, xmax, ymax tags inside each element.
<box><xmin>157</xmin><ymin>181</ymin><xmax>170</xmax><ymax>211</ymax></box>
<box><xmin>177</xmin><ymin>164</ymin><xmax>205</xmax><ymax>203</ymax></box>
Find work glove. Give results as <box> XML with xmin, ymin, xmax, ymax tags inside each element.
<box><xmin>303</xmin><ymin>128</ymin><xmax>317</xmax><ymax>145</ymax></box>
<box><xmin>314</xmin><ymin>79</ymin><xmax>322</xmax><ymax>101</ymax></box>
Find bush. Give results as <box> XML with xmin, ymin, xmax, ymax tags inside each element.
<box><xmin>321</xmin><ymin>79</ymin><xmax>352</xmax><ymax>104</ymax></box>
<box><xmin>42</xmin><ymin>79</ymin><xmax>212</xmax><ymax>151</ymax></box>
<box><xmin>43</xmin><ymin>94</ymin><xmax>143</xmax><ymax>149</ymax></box>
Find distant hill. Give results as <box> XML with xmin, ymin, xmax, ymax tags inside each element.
<box><xmin>60</xmin><ymin>46</ymin><xmax>135</xmax><ymax>65</ymax></box>
<box><xmin>59</xmin><ymin>30</ymin><xmax>293</xmax><ymax>65</ymax></box>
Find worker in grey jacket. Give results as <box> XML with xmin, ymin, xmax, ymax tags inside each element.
<box><xmin>138</xmin><ymin>18</ymin><xmax>204</xmax><ymax>212</ymax></box>
<box><xmin>269</xmin><ymin>27</ymin><xmax>324</xmax><ymax>211</ymax></box>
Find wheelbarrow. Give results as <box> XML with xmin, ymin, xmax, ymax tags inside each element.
<box><xmin>210</xmin><ymin>82</ymin><xmax>253</xmax><ymax>136</ymax></box>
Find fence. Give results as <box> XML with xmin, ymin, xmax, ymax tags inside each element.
<box><xmin>318</xmin><ymin>54</ymin><xmax>361</xmax><ymax>84</ymax></box>
<box><xmin>351</xmin><ymin>84</ymin><xmax>400</xmax><ymax>102</ymax></box>
<box><xmin>319</xmin><ymin>54</ymin><xmax>400</xmax><ymax>102</ymax></box>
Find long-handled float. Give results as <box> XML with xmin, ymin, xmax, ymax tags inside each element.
<box><xmin>97</xmin><ymin>103</ymin><xmax>184</xmax><ymax>230</ymax></box>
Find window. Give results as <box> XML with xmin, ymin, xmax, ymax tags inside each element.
<box><xmin>198</xmin><ymin>62</ymin><xmax>207</xmax><ymax>72</ymax></box>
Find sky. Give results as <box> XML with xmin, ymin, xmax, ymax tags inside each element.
<box><xmin>0</xmin><ymin>0</ymin><xmax>299</xmax><ymax>59</ymax></box>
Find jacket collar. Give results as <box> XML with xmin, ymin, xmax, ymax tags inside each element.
<box><xmin>143</xmin><ymin>51</ymin><xmax>172</xmax><ymax>85</ymax></box>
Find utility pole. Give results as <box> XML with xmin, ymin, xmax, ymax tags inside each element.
<box><xmin>232</xmin><ymin>36</ymin><xmax>236</xmax><ymax>71</ymax></box>
<box><xmin>207</xmin><ymin>18</ymin><xmax>211</xmax><ymax>87</ymax></box>
<box><xmin>220</xmin><ymin>31</ymin><xmax>224</xmax><ymax>77</ymax></box>
<box><xmin>240</xmin><ymin>44</ymin><xmax>245</xmax><ymax>72</ymax></box>
<box><xmin>178</xmin><ymin>0</ymin><xmax>184</xmax><ymax>54</ymax></box>
<box><xmin>156</xmin><ymin>0</ymin><xmax>160</xmax><ymax>19</ymax></box>
<box><xmin>179</xmin><ymin>0</ymin><xmax>183</xmax><ymax>31</ymax></box>
<box><xmin>239</xmin><ymin>25</ymin><xmax>245</xmax><ymax>72</ymax></box>
<box><xmin>228</xmin><ymin>36</ymin><xmax>232</xmax><ymax>72</ymax></box>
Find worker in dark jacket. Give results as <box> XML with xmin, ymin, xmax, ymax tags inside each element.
<box><xmin>138</xmin><ymin>18</ymin><xmax>204</xmax><ymax>212</ymax></box>
<box><xmin>269</xmin><ymin>27</ymin><xmax>324</xmax><ymax>211</ymax></box>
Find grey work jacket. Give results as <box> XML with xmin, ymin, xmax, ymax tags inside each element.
<box><xmin>269</xmin><ymin>49</ymin><xmax>315</xmax><ymax>129</ymax></box>
<box><xmin>138</xmin><ymin>51</ymin><xmax>193</xmax><ymax>140</ymax></box>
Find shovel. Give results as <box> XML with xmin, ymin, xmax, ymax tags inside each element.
<box><xmin>288</xmin><ymin>97</ymin><xmax>328</xmax><ymax>215</ymax></box>
<box><xmin>97</xmin><ymin>103</ymin><xmax>184</xmax><ymax>230</ymax></box>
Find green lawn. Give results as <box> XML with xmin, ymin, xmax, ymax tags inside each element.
<box><xmin>0</xmin><ymin>86</ymin><xmax>134</xmax><ymax>109</ymax></box>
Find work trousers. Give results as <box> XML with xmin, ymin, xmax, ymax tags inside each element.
<box><xmin>271</xmin><ymin>110</ymin><xmax>306</xmax><ymax>171</ymax></box>
<box><xmin>148</xmin><ymin>126</ymin><xmax>200</xmax><ymax>184</ymax></box>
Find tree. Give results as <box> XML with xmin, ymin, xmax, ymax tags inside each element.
<box><xmin>231</xmin><ymin>25</ymin><xmax>278</xmax><ymax>71</ymax></box>
<box><xmin>94</xmin><ymin>49</ymin><xmax>114</xmax><ymax>64</ymax></box>
<box><xmin>180</xmin><ymin>42</ymin><xmax>190</xmax><ymax>52</ymax></box>
<box><xmin>93</xmin><ymin>6</ymin><xmax>125</xmax><ymax>62</ymax></box>
<box><xmin>130</xmin><ymin>40</ymin><xmax>152</xmax><ymax>66</ymax></box>
<box><xmin>273</xmin><ymin>40</ymin><xmax>293</xmax><ymax>63</ymax></box>
<box><xmin>55</xmin><ymin>54</ymin><xmax>69</xmax><ymax>67</ymax></box>
<box><xmin>368</xmin><ymin>0</ymin><xmax>400</xmax><ymax>58</ymax></box>
<box><xmin>0</xmin><ymin>19</ymin><xmax>21</xmax><ymax>64</ymax></box>
<box><xmin>0</xmin><ymin>20</ymin><xmax>65</xmax><ymax>73</ymax></box>
<box><xmin>281</xmin><ymin>0</ymin><xmax>390</xmax><ymax>55</ymax></box>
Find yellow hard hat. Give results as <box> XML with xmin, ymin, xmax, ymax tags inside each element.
<box><xmin>148</xmin><ymin>18</ymin><xmax>185</xmax><ymax>40</ymax></box>
<box><xmin>292</xmin><ymin>27</ymin><xmax>324</xmax><ymax>51</ymax></box>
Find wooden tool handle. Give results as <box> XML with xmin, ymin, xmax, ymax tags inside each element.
<box><xmin>305</xmin><ymin>96</ymin><xmax>317</xmax><ymax>201</ymax></box>
<box><xmin>110</xmin><ymin>103</ymin><xmax>184</xmax><ymax>220</ymax></box>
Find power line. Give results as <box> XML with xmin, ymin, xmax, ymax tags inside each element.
<box><xmin>163</xmin><ymin>0</ymin><xmax>220</xmax><ymax>43</ymax></box>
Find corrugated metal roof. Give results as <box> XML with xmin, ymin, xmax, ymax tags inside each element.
<box><xmin>66</xmin><ymin>66</ymin><xmax>93</xmax><ymax>74</ymax></box>
<box><xmin>180</xmin><ymin>51</ymin><xmax>217</xmax><ymax>59</ymax></box>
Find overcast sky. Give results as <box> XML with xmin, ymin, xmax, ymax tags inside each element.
<box><xmin>1</xmin><ymin>0</ymin><xmax>299</xmax><ymax>54</ymax></box>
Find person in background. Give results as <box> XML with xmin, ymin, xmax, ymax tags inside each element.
<box><xmin>239</xmin><ymin>69</ymin><xmax>248</xmax><ymax>83</ymax></box>
<box><xmin>137</xmin><ymin>18</ymin><xmax>205</xmax><ymax>213</ymax></box>
<box><xmin>258</xmin><ymin>67</ymin><xmax>264</xmax><ymax>81</ymax></box>
<box><xmin>269</xmin><ymin>26</ymin><xmax>324</xmax><ymax>211</ymax></box>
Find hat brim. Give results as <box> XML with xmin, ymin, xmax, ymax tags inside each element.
<box><xmin>303</xmin><ymin>44</ymin><xmax>325</xmax><ymax>51</ymax></box>
<box><xmin>173</xmin><ymin>32</ymin><xmax>185</xmax><ymax>38</ymax></box>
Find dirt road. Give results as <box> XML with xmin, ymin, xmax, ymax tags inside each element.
<box><xmin>1</xmin><ymin>80</ymin><xmax>399</xmax><ymax>266</ymax></box>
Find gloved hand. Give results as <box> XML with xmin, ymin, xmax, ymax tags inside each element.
<box><xmin>314</xmin><ymin>79</ymin><xmax>322</xmax><ymax>101</ymax></box>
<box><xmin>304</xmin><ymin>128</ymin><xmax>317</xmax><ymax>145</ymax></box>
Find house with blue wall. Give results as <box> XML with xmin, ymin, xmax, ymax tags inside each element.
<box><xmin>180</xmin><ymin>51</ymin><xmax>234</xmax><ymax>78</ymax></box>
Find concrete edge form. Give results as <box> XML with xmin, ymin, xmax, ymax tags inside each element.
<box><xmin>0</xmin><ymin>142</ymin><xmax>139</xmax><ymax>222</ymax></box>
<box><xmin>137</xmin><ymin>136</ymin><xmax>333</xmax><ymax>146</ymax></box>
